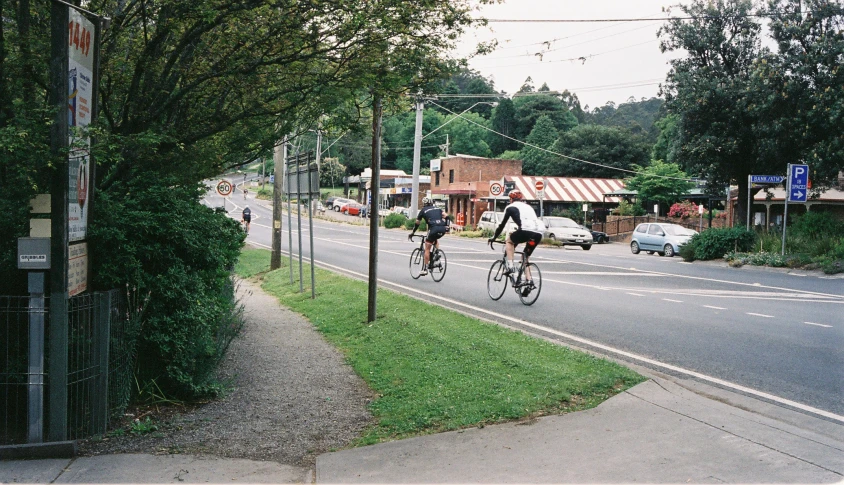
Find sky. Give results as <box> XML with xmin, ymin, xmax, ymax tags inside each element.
<box><xmin>453</xmin><ymin>0</ymin><xmax>692</xmax><ymax>109</ymax></box>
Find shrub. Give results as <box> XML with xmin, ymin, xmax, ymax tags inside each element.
<box><xmin>614</xmin><ymin>199</ymin><xmax>646</xmax><ymax>216</ymax></box>
<box><xmin>90</xmin><ymin>178</ymin><xmax>245</xmax><ymax>400</ymax></box>
<box><xmin>679</xmin><ymin>242</ymin><xmax>696</xmax><ymax>262</ymax></box>
<box><xmin>690</xmin><ymin>227</ymin><xmax>756</xmax><ymax>260</ymax></box>
<box><xmin>791</xmin><ymin>211</ymin><xmax>844</xmax><ymax>239</ymax></box>
<box><xmin>384</xmin><ymin>213</ymin><xmax>407</xmax><ymax>229</ymax></box>
<box><xmin>668</xmin><ymin>200</ymin><xmax>699</xmax><ymax>219</ymax></box>
<box><xmin>404</xmin><ymin>218</ymin><xmax>426</xmax><ymax>231</ymax></box>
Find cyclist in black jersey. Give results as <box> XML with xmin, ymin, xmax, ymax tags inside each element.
<box><xmin>408</xmin><ymin>197</ymin><xmax>449</xmax><ymax>276</ymax></box>
<box><xmin>241</xmin><ymin>205</ymin><xmax>252</xmax><ymax>234</ymax></box>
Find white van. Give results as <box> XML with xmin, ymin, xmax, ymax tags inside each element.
<box><xmin>478</xmin><ymin>211</ymin><xmax>517</xmax><ymax>234</ymax></box>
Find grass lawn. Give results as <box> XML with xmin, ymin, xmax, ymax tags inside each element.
<box><xmin>235</xmin><ymin>248</ymin><xmax>646</xmax><ymax>445</ymax></box>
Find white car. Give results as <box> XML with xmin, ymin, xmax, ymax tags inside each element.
<box><xmin>478</xmin><ymin>211</ymin><xmax>517</xmax><ymax>235</ymax></box>
<box><xmin>541</xmin><ymin>216</ymin><xmax>593</xmax><ymax>250</ymax></box>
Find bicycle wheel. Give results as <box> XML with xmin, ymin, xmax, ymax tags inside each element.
<box><xmin>518</xmin><ymin>263</ymin><xmax>542</xmax><ymax>306</ymax></box>
<box><xmin>430</xmin><ymin>249</ymin><xmax>447</xmax><ymax>282</ymax></box>
<box><xmin>487</xmin><ymin>260</ymin><xmax>508</xmax><ymax>300</ymax></box>
<box><xmin>409</xmin><ymin>248</ymin><xmax>424</xmax><ymax>279</ymax></box>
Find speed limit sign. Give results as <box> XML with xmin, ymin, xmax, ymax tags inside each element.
<box><xmin>216</xmin><ymin>180</ymin><xmax>233</xmax><ymax>197</ymax></box>
<box><xmin>489</xmin><ymin>182</ymin><xmax>503</xmax><ymax>197</ymax></box>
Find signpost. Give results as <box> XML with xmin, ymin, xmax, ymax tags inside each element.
<box><xmin>216</xmin><ymin>179</ymin><xmax>233</xmax><ymax>210</ymax></box>
<box><xmin>747</xmin><ymin>175</ymin><xmax>786</xmax><ymax>228</ymax></box>
<box><xmin>536</xmin><ymin>180</ymin><xmax>545</xmax><ymax>217</ymax></box>
<box><xmin>782</xmin><ymin>163</ymin><xmax>809</xmax><ymax>254</ymax></box>
<box><xmin>489</xmin><ymin>182</ymin><xmax>503</xmax><ymax>197</ymax></box>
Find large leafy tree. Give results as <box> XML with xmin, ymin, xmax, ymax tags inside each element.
<box><xmin>762</xmin><ymin>0</ymin><xmax>844</xmax><ymax>187</ymax></box>
<box><xmin>521</xmin><ymin>115</ymin><xmax>558</xmax><ymax>175</ymax></box>
<box><xmin>512</xmin><ymin>93</ymin><xmax>578</xmax><ymax>140</ymax></box>
<box><xmin>659</xmin><ymin>0</ymin><xmax>770</xmax><ymax>222</ymax></box>
<box><xmin>624</xmin><ymin>160</ymin><xmax>695</xmax><ymax>210</ymax></box>
<box><xmin>487</xmin><ymin>97</ymin><xmax>518</xmax><ymax>156</ymax></box>
<box><xmin>547</xmin><ymin>124</ymin><xmax>651</xmax><ymax>178</ymax></box>
<box><xmin>440</xmin><ymin>112</ymin><xmax>491</xmax><ymax>157</ymax></box>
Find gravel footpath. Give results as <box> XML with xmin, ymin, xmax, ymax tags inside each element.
<box><xmin>79</xmin><ymin>279</ymin><xmax>375</xmax><ymax>468</ymax></box>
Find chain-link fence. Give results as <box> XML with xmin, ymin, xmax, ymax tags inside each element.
<box><xmin>0</xmin><ymin>289</ymin><xmax>136</xmax><ymax>445</ymax></box>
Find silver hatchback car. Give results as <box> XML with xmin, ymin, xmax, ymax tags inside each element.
<box><xmin>630</xmin><ymin>223</ymin><xmax>697</xmax><ymax>257</ymax></box>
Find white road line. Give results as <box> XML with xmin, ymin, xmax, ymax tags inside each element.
<box><xmin>308</xmin><ymin>258</ymin><xmax>844</xmax><ymax>425</ymax></box>
<box><xmin>804</xmin><ymin>322</ymin><xmax>833</xmax><ymax>328</ymax></box>
<box><xmin>703</xmin><ymin>305</ymin><xmax>727</xmax><ymax>310</ymax></box>
<box><xmin>662</xmin><ymin>298</ymin><xmax>683</xmax><ymax>303</ymax></box>
<box><xmin>747</xmin><ymin>312</ymin><xmax>774</xmax><ymax>318</ymax></box>
<box><xmin>626</xmin><ymin>292</ymin><xmax>645</xmax><ymax>297</ymax></box>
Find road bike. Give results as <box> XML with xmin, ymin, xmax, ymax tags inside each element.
<box><xmin>487</xmin><ymin>240</ymin><xmax>542</xmax><ymax>305</ymax></box>
<box><xmin>409</xmin><ymin>234</ymin><xmax>447</xmax><ymax>282</ymax></box>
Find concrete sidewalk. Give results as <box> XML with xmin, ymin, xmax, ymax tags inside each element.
<box><xmin>3</xmin><ymin>375</ymin><xmax>842</xmax><ymax>484</ymax></box>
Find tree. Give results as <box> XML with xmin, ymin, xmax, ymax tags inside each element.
<box><xmin>624</xmin><ymin>160</ymin><xmax>695</xmax><ymax>210</ymax></box>
<box><xmin>651</xmin><ymin>114</ymin><xmax>681</xmax><ymax>164</ymax></box>
<box><xmin>659</xmin><ymin>0</ymin><xmax>770</xmax><ymax>222</ymax></box>
<box><xmin>763</xmin><ymin>0</ymin><xmax>844</xmax><ymax>187</ymax></box>
<box><xmin>487</xmin><ymin>98</ymin><xmax>518</xmax><ymax>156</ymax></box>
<box><xmin>440</xmin><ymin>112</ymin><xmax>491</xmax><ymax>157</ymax></box>
<box><xmin>521</xmin><ymin>115</ymin><xmax>558</xmax><ymax>175</ymax></box>
<box><xmin>548</xmin><ymin>125</ymin><xmax>650</xmax><ymax>178</ymax></box>
<box><xmin>512</xmin><ymin>93</ymin><xmax>578</xmax><ymax>140</ymax></box>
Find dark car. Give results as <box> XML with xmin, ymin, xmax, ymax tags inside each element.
<box><xmin>582</xmin><ymin>225</ymin><xmax>609</xmax><ymax>244</ymax></box>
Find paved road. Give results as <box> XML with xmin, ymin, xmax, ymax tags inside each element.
<box><xmin>205</xmin><ymin>183</ymin><xmax>844</xmax><ymax>421</ymax></box>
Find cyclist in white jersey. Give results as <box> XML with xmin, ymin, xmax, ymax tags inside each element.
<box><xmin>489</xmin><ymin>190</ymin><xmax>543</xmax><ymax>292</ymax></box>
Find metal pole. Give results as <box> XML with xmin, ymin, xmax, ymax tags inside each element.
<box><xmin>297</xmin><ymin>155</ymin><xmax>304</xmax><ymax>293</ymax></box>
<box><xmin>49</xmin><ymin>1</ymin><xmax>70</xmax><ymax>441</ymax></box>
<box><xmin>746</xmin><ymin>175</ymin><xmax>751</xmax><ymax>229</ymax></box>
<box><xmin>367</xmin><ymin>95</ymin><xmax>383</xmax><ymax>323</ymax></box>
<box><xmin>308</xmin><ymin>153</ymin><xmax>316</xmax><ymax>299</ymax></box>
<box><xmin>271</xmin><ymin>136</ymin><xmax>285</xmax><ymax>270</ymax></box>
<box><xmin>287</xmin><ymin>150</ymin><xmax>294</xmax><ymax>283</ymax></box>
<box><xmin>27</xmin><ymin>273</ymin><xmax>46</xmax><ymax>443</ymax></box>
<box><xmin>411</xmin><ymin>98</ymin><xmax>423</xmax><ymax>216</ymax></box>
<box><xmin>782</xmin><ymin>164</ymin><xmax>791</xmax><ymax>256</ymax></box>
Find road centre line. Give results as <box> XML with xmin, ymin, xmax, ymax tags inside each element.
<box><xmin>804</xmin><ymin>322</ymin><xmax>833</xmax><ymax>328</ymax></box>
<box><xmin>662</xmin><ymin>298</ymin><xmax>683</xmax><ymax>303</ymax></box>
<box><xmin>626</xmin><ymin>292</ymin><xmax>645</xmax><ymax>297</ymax></box>
<box><xmin>703</xmin><ymin>305</ymin><xmax>727</xmax><ymax>310</ymax></box>
<box><xmin>309</xmin><ymin>257</ymin><xmax>844</xmax><ymax>425</ymax></box>
<box><xmin>747</xmin><ymin>313</ymin><xmax>775</xmax><ymax>318</ymax></box>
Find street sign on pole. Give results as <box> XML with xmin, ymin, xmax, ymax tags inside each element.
<box><xmin>787</xmin><ymin>164</ymin><xmax>809</xmax><ymax>202</ymax></box>
<box><xmin>750</xmin><ymin>175</ymin><xmax>785</xmax><ymax>184</ymax></box>
<box><xmin>535</xmin><ymin>179</ymin><xmax>545</xmax><ymax>192</ymax></box>
<box><xmin>489</xmin><ymin>182</ymin><xmax>503</xmax><ymax>197</ymax></box>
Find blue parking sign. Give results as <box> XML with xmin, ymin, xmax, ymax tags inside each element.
<box><xmin>787</xmin><ymin>164</ymin><xmax>809</xmax><ymax>202</ymax></box>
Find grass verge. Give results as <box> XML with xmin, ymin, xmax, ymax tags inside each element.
<box><xmin>236</xmin><ymin>247</ymin><xmax>646</xmax><ymax>445</ymax></box>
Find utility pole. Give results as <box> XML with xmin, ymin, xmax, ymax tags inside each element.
<box><xmin>367</xmin><ymin>95</ymin><xmax>383</xmax><ymax>323</ymax></box>
<box><xmin>411</xmin><ymin>98</ymin><xmax>423</xmax><ymax>216</ymax></box>
<box><xmin>271</xmin><ymin>136</ymin><xmax>286</xmax><ymax>270</ymax></box>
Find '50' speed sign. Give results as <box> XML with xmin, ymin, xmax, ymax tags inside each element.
<box><xmin>216</xmin><ymin>180</ymin><xmax>233</xmax><ymax>196</ymax></box>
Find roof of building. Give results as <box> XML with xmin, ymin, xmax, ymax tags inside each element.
<box><xmin>504</xmin><ymin>176</ymin><xmax>627</xmax><ymax>203</ymax></box>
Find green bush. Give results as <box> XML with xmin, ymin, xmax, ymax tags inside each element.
<box><xmin>690</xmin><ymin>227</ymin><xmax>757</xmax><ymax>260</ymax></box>
<box><xmin>791</xmin><ymin>211</ymin><xmax>844</xmax><ymax>239</ymax></box>
<box><xmin>679</xmin><ymin>242</ymin><xmax>696</xmax><ymax>262</ymax></box>
<box><xmin>384</xmin><ymin>213</ymin><xmax>407</xmax><ymax>229</ymax></box>
<box><xmin>90</xmin><ymin>178</ymin><xmax>246</xmax><ymax>400</ymax></box>
<box><xmin>404</xmin><ymin>218</ymin><xmax>426</xmax><ymax>231</ymax></box>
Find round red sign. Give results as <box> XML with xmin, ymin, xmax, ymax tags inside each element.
<box><xmin>535</xmin><ymin>180</ymin><xmax>545</xmax><ymax>191</ymax></box>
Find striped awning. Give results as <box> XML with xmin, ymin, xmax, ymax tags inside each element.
<box><xmin>506</xmin><ymin>176</ymin><xmax>627</xmax><ymax>203</ymax></box>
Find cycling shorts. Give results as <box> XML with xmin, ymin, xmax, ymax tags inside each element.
<box><xmin>509</xmin><ymin>230</ymin><xmax>542</xmax><ymax>257</ymax></box>
<box><xmin>242</xmin><ymin>215</ymin><xmax>251</xmax><ymax>222</ymax></box>
<box><xmin>426</xmin><ymin>226</ymin><xmax>448</xmax><ymax>243</ymax></box>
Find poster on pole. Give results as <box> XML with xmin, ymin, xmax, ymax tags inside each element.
<box><xmin>67</xmin><ymin>9</ymin><xmax>95</xmax><ymax>243</ymax></box>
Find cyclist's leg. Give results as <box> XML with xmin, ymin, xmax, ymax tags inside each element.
<box><xmin>522</xmin><ymin>233</ymin><xmax>541</xmax><ymax>282</ymax></box>
<box><xmin>423</xmin><ymin>239</ymin><xmax>433</xmax><ymax>267</ymax></box>
<box><xmin>504</xmin><ymin>235</ymin><xmax>516</xmax><ymax>271</ymax></box>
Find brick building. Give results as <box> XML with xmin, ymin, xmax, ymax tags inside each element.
<box><xmin>429</xmin><ymin>155</ymin><xmax>522</xmax><ymax>229</ymax></box>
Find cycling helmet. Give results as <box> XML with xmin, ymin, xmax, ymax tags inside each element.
<box><xmin>245</xmin><ymin>204</ymin><xmax>249</xmax><ymax>208</ymax></box>
<box><xmin>508</xmin><ymin>189</ymin><xmax>524</xmax><ymax>201</ymax></box>
<box><xmin>422</xmin><ymin>197</ymin><xmax>433</xmax><ymax>206</ymax></box>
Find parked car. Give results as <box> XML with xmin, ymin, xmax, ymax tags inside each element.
<box><xmin>327</xmin><ymin>197</ymin><xmax>354</xmax><ymax>212</ymax></box>
<box><xmin>583</xmin><ymin>225</ymin><xmax>609</xmax><ymax>244</ymax></box>
<box><xmin>478</xmin><ymin>211</ymin><xmax>517</xmax><ymax>234</ymax></box>
<box><xmin>391</xmin><ymin>206</ymin><xmax>410</xmax><ymax>218</ymax></box>
<box><xmin>340</xmin><ymin>201</ymin><xmax>365</xmax><ymax>216</ymax></box>
<box><xmin>630</xmin><ymin>223</ymin><xmax>698</xmax><ymax>257</ymax></box>
<box><xmin>540</xmin><ymin>217</ymin><xmax>593</xmax><ymax>250</ymax></box>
